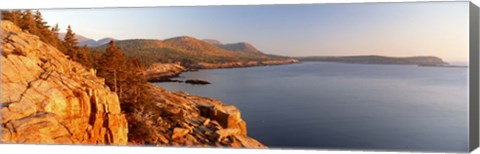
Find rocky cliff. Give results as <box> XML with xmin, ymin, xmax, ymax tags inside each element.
<box><xmin>1</xmin><ymin>21</ymin><xmax>128</xmax><ymax>145</ymax></box>
<box><xmin>127</xmin><ymin>84</ymin><xmax>265</xmax><ymax>148</ymax></box>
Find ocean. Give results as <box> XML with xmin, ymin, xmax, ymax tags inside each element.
<box><xmin>156</xmin><ymin>62</ymin><xmax>469</xmax><ymax>152</ymax></box>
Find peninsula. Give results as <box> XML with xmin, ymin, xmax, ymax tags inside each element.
<box><xmin>297</xmin><ymin>55</ymin><xmax>449</xmax><ymax>66</ymax></box>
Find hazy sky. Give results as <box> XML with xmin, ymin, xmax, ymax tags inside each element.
<box><xmin>41</xmin><ymin>2</ymin><xmax>469</xmax><ymax>62</ymax></box>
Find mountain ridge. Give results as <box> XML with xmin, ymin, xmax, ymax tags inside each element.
<box><xmin>218</xmin><ymin>42</ymin><xmax>262</xmax><ymax>54</ymax></box>
<box><xmin>93</xmin><ymin>36</ymin><xmax>294</xmax><ymax>67</ymax></box>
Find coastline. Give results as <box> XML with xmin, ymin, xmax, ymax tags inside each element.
<box><xmin>144</xmin><ymin>59</ymin><xmax>299</xmax><ymax>82</ymax></box>
<box><xmin>1</xmin><ymin>20</ymin><xmax>265</xmax><ymax>148</ymax></box>
<box><xmin>135</xmin><ymin>58</ymin><xmax>300</xmax><ymax>146</ymax></box>
<box><xmin>191</xmin><ymin>59</ymin><xmax>300</xmax><ymax>69</ymax></box>
<box><xmin>144</xmin><ymin>63</ymin><xmax>186</xmax><ymax>82</ymax></box>
<box><xmin>127</xmin><ymin>83</ymin><xmax>266</xmax><ymax>148</ymax></box>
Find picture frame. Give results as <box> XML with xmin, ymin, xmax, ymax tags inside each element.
<box><xmin>1</xmin><ymin>0</ymin><xmax>479</xmax><ymax>153</ymax></box>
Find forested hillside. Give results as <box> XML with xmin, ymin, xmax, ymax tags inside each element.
<box><xmin>94</xmin><ymin>36</ymin><xmax>291</xmax><ymax>67</ymax></box>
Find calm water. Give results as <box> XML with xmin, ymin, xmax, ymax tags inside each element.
<box><xmin>155</xmin><ymin>62</ymin><xmax>468</xmax><ymax>152</ymax></box>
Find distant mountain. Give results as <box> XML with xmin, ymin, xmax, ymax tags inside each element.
<box><xmin>202</xmin><ymin>39</ymin><xmax>221</xmax><ymax>45</ymax></box>
<box><xmin>96</xmin><ymin>37</ymin><xmax>117</xmax><ymax>46</ymax></box>
<box><xmin>218</xmin><ymin>42</ymin><xmax>262</xmax><ymax>54</ymax></box>
<box><xmin>58</xmin><ymin>33</ymin><xmax>94</xmax><ymax>45</ymax></box>
<box><xmin>164</xmin><ymin>36</ymin><xmax>224</xmax><ymax>54</ymax></box>
<box><xmin>297</xmin><ymin>55</ymin><xmax>448</xmax><ymax>66</ymax></box>
<box><xmin>202</xmin><ymin>39</ymin><xmax>262</xmax><ymax>54</ymax></box>
<box><xmin>94</xmin><ymin>36</ymin><xmax>289</xmax><ymax>66</ymax></box>
<box><xmin>58</xmin><ymin>33</ymin><xmax>116</xmax><ymax>47</ymax></box>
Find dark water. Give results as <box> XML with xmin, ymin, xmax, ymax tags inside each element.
<box><xmin>155</xmin><ymin>62</ymin><xmax>469</xmax><ymax>152</ymax></box>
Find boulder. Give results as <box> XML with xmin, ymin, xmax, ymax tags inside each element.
<box><xmin>172</xmin><ymin>128</ymin><xmax>189</xmax><ymax>139</ymax></box>
<box><xmin>216</xmin><ymin>128</ymin><xmax>240</xmax><ymax>141</ymax></box>
<box><xmin>197</xmin><ymin>102</ymin><xmax>247</xmax><ymax>135</ymax></box>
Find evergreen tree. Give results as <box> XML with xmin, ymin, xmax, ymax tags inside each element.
<box><xmin>51</xmin><ymin>23</ymin><xmax>60</xmax><ymax>36</ymax></box>
<box><xmin>33</xmin><ymin>11</ymin><xmax>48</xmax><ymax>30</ymax></box>
<box><xmin>19</xmin><ymin>10</ymin><xmax>37</xmax><ymax>34</ymax></box>
<box><xmin>50</xmin><ymin>23</ymin><xmax>66</xmax><ymax>52</ymax></box>
<box><xmin>96</xmin><ymin>40</ymin><xmax>149</xmax><ymax>104</ymax></box>
<box><xmin>77</xmin><ymin>45</ymin><xmax>94</xmax><ymax>68</ymax></box>
<box><xmin>63</xmin><ymin>25</ymin><xmax>79</xmax><ymax>59</ymax></box>
<box><xmin>3</xmin><ymin>10</ymin><xmax>94</xmax><ymax>69</ymax></box>
<box><xmin>2</xmin><ymin>10</ymin><xmax>22</xmax><ymax>26</ymax></box>
<box><xmin>97</xmin><ymin>41</ymin><xmax>127</xmax><ymax>95</ymax></box>
<box><xmin>11</xmin><ymin>11</ymin><xmax>22</xmax><ymax>25</ymax></box>
<box><xmin>32</xmin><ymin>10</ymin><xmax>58</xmax><ymax>46</ymax></box>
<box><xmin>2</xmin><ymin>11</ymin><xmax>12</xmax><ymax>21</ymax></box>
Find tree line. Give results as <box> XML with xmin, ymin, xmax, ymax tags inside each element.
<box><xmin>2</xmin><ymin>10</ymin><xmax>95</xmax><ymax>68</ymax></box>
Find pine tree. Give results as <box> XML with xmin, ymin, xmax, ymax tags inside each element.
<box><xmin>50</xmin><ymin>23</ymin><xmax>66</xmax><ymax>52</ymax></box>
<box><xmin>63</xmin><ymin>25</ymin><xmax>79</xmax><ymax>59</ymax></box>
<box><xmin>33</xmin><ymin>11</ymin><xmax>48</xmax><ymax>32</ymax></box>
<box><xmin>51</xmin><ymin>23</ymin><xmax>60</xmax><ymax>36</ymax></box>
<box><xmin>2</xmin><ymin>10</ymin><xmax>22</xmax><ymax>26</ymax></box>
<box><xmin>2</xmin><ymin>11</ymin><xmax>12</xmax><ymax>21</ymax></box>
<box><xmin>32</xmin><ymin>10</ymin><xmax>58</xmax><ymax>46</ymax></box>
<box><xmin>77</xmin><ymin>45</ymin><xmax>94</xmax><ymax>68</ymax></box>
<box><xmin>20</xmin><ymin>10</ymin><xmax>37</xmax><ymax>34</ymax></box>
<box><xmin>64</xmin><ymin>25</ymin><xmax>78</xmax><ymax>48</ymax></box>
<box><xmin>11</xmin><ymin>11</ymin><xmax>22</xmax><ymax>25</ymax></box>
<box><xmin>97</xmin><ymin>41</ymin><xmax>127</xmax><ymax>95</ymax></box>
<box><xmin>3</xmin><ymin>10</ymin><xmax>94</xmax><ymax>69</ymax></box>
<box><xmin>96</xmin><ymin>40</ymin><xmax>150</xmax><ymax>103</ymax></box>
<box><xmin>33</xmin><ymin>12</ymin><xmax>49</xmax><ymax>36</ymax></box>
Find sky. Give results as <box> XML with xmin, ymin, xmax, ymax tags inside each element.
<box><xmin>40</xmin><ymin>2</ymin><xmax>469</xmax><ymax>62</ymax></box>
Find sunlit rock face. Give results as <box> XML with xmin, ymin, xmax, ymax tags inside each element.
<box><xmin>1</xmin><ymin>21</ymin><xmax>128</xmax><ymax>145</ymax></box>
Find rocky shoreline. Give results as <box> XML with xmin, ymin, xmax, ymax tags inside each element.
<box><xmin>129</xmin><ymin>84</ymin><xmax>265</xmax><ymax>147</ymax></box>
<box><xmin>1</xmin><ymin>21</ymin><xmax>265</xmax><ymax>148</ymax></box>
<box><xmin>191</xmin><ymin>59</ymin><xmax>299</xmax><ymax>69</ymax></box>
<box><xmin>144</xmin><ymin>59</ymin><xmax>299</xmax><ymax>82</ymax></box>
<box><xmin>143</xmin><ymin>63</ymin><xmax>186</xmax><ymax>82</ymax></box>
